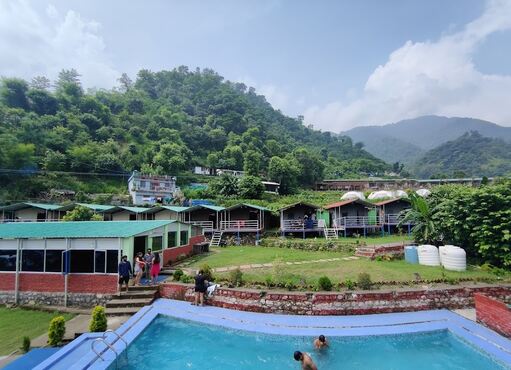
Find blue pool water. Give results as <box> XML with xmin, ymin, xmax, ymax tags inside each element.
<box><xmin>111</xmin><ymin>314</ymin><xmax>506</xmax><ymax>370</ymax></box>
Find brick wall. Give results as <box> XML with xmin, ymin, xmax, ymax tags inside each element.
<box><xmin>0</xmin><ymin>272</ymin><xmax>118</xmax><ymax>294</ymax></box>
<box><xmin>160</xmin><ymin>282</ymin><xmax>511</xmax><ymax>315</ymax></box>
<box><xmin>162</xmin><ymin>235</ymin><xmax>205</xmax><ymax>266</ymax></box>
<box><xmin>475</xmin><ymin>293</ymin><xmax>511</xmax><ymax>337</ymax></box>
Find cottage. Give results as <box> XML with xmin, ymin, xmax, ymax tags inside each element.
<box><xmin>375</xmin><ymin>198</ymin><xmax>411</xmax><ymax>233</ymax></box>
<box><xmin>182</xmin><ymin>204</ymin><xmax>225</xmax><ymax>232</ymax></box>
<box><xmin>102</xmin><ymin>206</ymin><xmax>149</xmax><ymax>221</ymax></box>
<box><xmin>221</xmin><ymin>204</ymin><xmax>270</xmax><ymax>233</ymax></box>
<box><xmin>324</xmin><ymin>199</ymin><xmax>378</xmax><ymax>236</ymax></box>
<box><xmin>279</xmin><ymin>202</ymin><xmax>325</xmax><ymax>236</ymax></box>
<box><xmin>0</xmin><ymin>221</ymin><xmax>204</xmax><ymax>307</ymax></box>
<box><xmin>0</xmin><ymin>203</ymin><xmax>61</xmax><ymax>222</ymax></box>
<box><xmin>262</xmin><ymin>181</ymin><xmax>280</xmax><ymax>194</ymax></box>
<box><xmin>142</xmin><ymin>205</ymin><xmax>188</xmax><ymax>222</ymax></box>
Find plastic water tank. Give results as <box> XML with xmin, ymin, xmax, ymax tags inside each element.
<box><xmin>439</xmin><ymin>245</ymin><xmax>461</xmax><ymax>265</ymax></box>
<box><xmin>404</xmin><ymin>245</ymin><xmax>418</xmax><ymax>264</ymax></box>
<box><xmin>442</xmin><ymin>247</ymin><xmax>466</xmax><ymax>271</ymax></box>
<box><xmin>417</xmin><ymin>245</ymin><xmax>440</xmax><ymax>266</ymax></box>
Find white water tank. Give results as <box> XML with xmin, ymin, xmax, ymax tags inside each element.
<box><xmin>341</xmin><ymin>191</ymin><xmax>366</xmax><ymax>200</ymax></box>
<box><xmin>439</xmin><ymin>245</ymin><xmax>461</xmax><ymax>265</ymax></box>
<box><xmin>442</xmin><ymin>247</ymin><xmax>466</xmax><ymax>271</ymax></box>
<box><xmin>417</xmin><ymin>245</ymin><xmax>440</xmax><ymax>266</ymax></box>
<box><xmin>368</xmin><ymin>190</ymin><xmax>393</xmax><ymax>200</ymax></box>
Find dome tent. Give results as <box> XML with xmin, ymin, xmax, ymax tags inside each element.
<box><xmin>341</xmin><ymin>191</ymin><xmax>366</xmax><ymax>200</ymax></box>
<box><xmin>416</xmin><ymin>189</ymin><xmax>431</xmax><ymax>197</ymax></box>
<box><xmin>393</xmin><ymin>190</ymin><xmax>408</xmax><ymax>198</ymax></box>
<box><xmin>368</xmin><ymin>190</ymin><xmax>393</xmax><ymax>200</ymax></box>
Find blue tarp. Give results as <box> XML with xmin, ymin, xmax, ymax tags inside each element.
<box><xmin>3</xmin><ymin>348</ymin><xmax>61</xmax><ymax>370</ymax></box>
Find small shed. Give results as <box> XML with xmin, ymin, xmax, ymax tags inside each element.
<box><xmin>0</xmin><ymin>203</ymin><xmax>61</xmax><ymax>222</ymax></box>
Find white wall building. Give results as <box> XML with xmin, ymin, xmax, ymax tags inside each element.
<box><xmin>128</xmin><ymin>171</ymin><xmax>180</xmax><ymax>205</ymax></box>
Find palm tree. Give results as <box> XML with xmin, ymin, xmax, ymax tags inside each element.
<box><xmin>398</xmin><ymin>193</ymin><xmax>438</xmax><ymax>244</ymax></box>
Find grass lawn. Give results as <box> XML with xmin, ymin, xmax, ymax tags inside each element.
<box><xmin>185</xmin><ymin>245</ymin><xmax>510</xmax><ymax>287</ymax></box>
<box><xmin>0</xmin><ymin>307</ymin><xmax>75</xmax><ymax>355</ymax></box>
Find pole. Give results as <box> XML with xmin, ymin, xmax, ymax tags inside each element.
<box><xmin>64</xmin><ymin>238</ymin><xmax>70</xmax><ymax>307</ymax></box>
<box><xmin>14</xmin><ymin>239</ymin><xmax>21</xmax><ymax>305</ymax></box>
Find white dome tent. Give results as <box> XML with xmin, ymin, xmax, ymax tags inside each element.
<box><xmin>416</xmin><ymin>189</ymin><xmax>432</xmax><ymax>197</ymax></box>
<box><xmin>393</xmin><ymin>190</ymin><xmax>408</xmax><ymax>198</ymax></box>
<box><xmin>368</xmin><ymin>190</ymin><xmax>393</xmax><ymax>200</ymax></box>
<box><xmin>341</xmin><ymin>191</ymin><xmax>366</xmax><ymax>201</ymax></box>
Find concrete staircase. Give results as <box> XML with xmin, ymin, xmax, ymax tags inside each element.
<box><xmin>209</xmin><ymin>230</ymin><xmax>223</xmax><ymax>247</ymax></box>
<box><xmin>105</xmin><ymin>285</ymin><xmax>158</xmax><ymax>316</ymax></box>
<box><xmin>323</xmin><ymin>228</ymin><xmax>338</xmax><ymax>239</ymax></box>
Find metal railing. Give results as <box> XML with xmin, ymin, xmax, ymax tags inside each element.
<box><xmin>281</xmin><ymin>219</ymin><xmax>320</xmax><ymax>230</ymax></box>
<box><xmin>220</xmin><ymin>220</ymin><xmax>260</xmax><ymax>231</ymax></box>
<box><xmin>187</xmin><ymin>220</ymin><xmax>214</xmax><ymax>232</ymax></box>
<box><xmin>334</xmin><ymin>216</ymin><xmax>383</xmax><ymax>228</ymax></box>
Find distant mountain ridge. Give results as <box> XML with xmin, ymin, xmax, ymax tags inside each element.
<box><xmin>343</xmin><ymin>115</ymin><xmax>511</xmax><ymax>165</ymax></box>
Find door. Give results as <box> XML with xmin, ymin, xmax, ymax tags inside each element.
<box><xmin>133</xmin><ymin>236</ymin><xmax>146</xmax><ymax>261</ymax></box>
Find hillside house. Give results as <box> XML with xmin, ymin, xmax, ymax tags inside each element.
<box><xmin>128</xmin><ymin>171</ymin><xmax>179</xmax><ymax>205</ymax></box>
<box><xmin>0</xmin><ymin>203</ymin><xmax>61</xmax><ymax>223</ymax></box>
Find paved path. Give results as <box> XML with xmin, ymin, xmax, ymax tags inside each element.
<box><xmin>212</xmin><ymin>256</ymin><xmax>360</xmax><ymax>273</ymax></box>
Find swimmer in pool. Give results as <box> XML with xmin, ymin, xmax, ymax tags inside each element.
<box><xmin>294</xmin><ymin>351</ymin><xmax>317</xmax><ymax>370</ymax></box>
<box><xmin>314</xmin><ymin>335</ymin><xmax>329</xmax><ymax>349</ymax></box>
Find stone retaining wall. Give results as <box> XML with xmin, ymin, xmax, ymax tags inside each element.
<box><xmin>160</xmin><ymin>282</ymin><xmax>511</xmax><ymax>315</ymax></box>
<box><xmin>0</xmin><ymin>291</ymin><xmax>111</xmax><ymax>307</ymax></box>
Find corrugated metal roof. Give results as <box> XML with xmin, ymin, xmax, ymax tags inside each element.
<box><xmin>1</xmin><ymin>202</ymin><xmax>61</xmax><ymax>211</ymax></box>
<box><xmin>324</xmin><ymin>199</ymin><xmax>375</xmax><ymax>209</ymax></box>
<box><xmin>142</xmin><ymin>206</ymin><xmax>189</xmax><ymax>214</ymax></box>
<box><xmin>56</xmin><ymin>203</ymin><xmax>116</xmax><ymax>212</ymax></box>
<box><xmin>279</xmin><ymin>202</ymin><xmax>320</xmax><ymax>211</ymax></box>
<box><xmin>186</xmin><ymin>204</ymin><xmax>225</xmax><ymax>212</ymax></box>
<box><xmin>374</xmin><ymin>198</ymin><xmax>411</xmax><ymax>206</ymax></box>
<box><xmin>225</xmin><ymin>203</ymin><xmax>270</xmax><ymax>212</ymax></box>
<box><xmin>103</xmin><ymin>206</ymin><xmax>150</xmax><ymax>214</ymax></box>
<box><xmin>0</xmin><ymin>221</ymin><xmax>174</xmax><ymax>239</ymax></box>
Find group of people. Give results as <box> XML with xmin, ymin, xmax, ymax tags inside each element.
<box><xmin>118</xmin><ymin>249</ymin><xmax>161</xmax><ymax>292</ymax></box>
<box><xmin>294</xmin><ymin>335</ymin><xmax>328</xmax><ymax>370</ymax></box>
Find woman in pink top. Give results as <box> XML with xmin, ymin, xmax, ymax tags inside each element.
<box><xmin>151</xmin><ymin>252</ymin><xmax>161</xmax><ymax>285</ymax></box>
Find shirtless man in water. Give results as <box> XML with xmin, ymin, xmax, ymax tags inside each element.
<box><xmin>294</xmin><ymin>351</ymin><xmax>318</xmax><ymax>370</ymax></box>
<box><xmin>313</xmin><ymin>335</ymin><xmax>329</xmax><ymax>349</ymax></box>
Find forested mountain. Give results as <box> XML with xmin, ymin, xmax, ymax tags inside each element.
<box><xmin>0</xmin><ymin>67</ymin><xmax>387</xmax><ymax>200</ymax></box>
<box><xmin>412</xmin><ymin>131</ymin><xmax>511</xmax><ymax>178</ymax></box>
<box><xmin>344</xmin><ymin>115</ymin><xmax>511</xmax><ymax>165</ymax></box>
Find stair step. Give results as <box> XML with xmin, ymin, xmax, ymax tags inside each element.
<box><xmin>106</xmin><ymin>298</ymin><xmax>153</xmax><ymax>308</ymax></box>
<box><xmin>106</xmin><ymin>307</ymin><xmax>141</xmax><ymax>316</ymax></box>
<box><xmin>118</xmin><ymin>291</ymin><xmax>156</xmax><ymax>299</ymax></box>
<box><xmin>127</xmin><ymin>285</ymin><xmax>159</xmax><ymax>291</ymax></box>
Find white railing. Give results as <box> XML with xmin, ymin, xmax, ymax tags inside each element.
<box><xmin>0</xmin><ymin>218</ymin><xmax>61</xmax><ymax>223</ymax></box>
<box><xmin>281</xmin><ymin>219</ymin><xmax>320</xmax><ymax>230</ymax></box>
<box><xmin>220</xmin><ymin>220</ymin><xmax>260</xmax><ymax>231</ymax></box>
<box><xmin>187</xmin><ymin>220</ymin><xmax>214</xmax><ymax>232</ymax></box>
<box><xmin>334</xmin><ymin>216</ymin><xmax>383</xmax><ymax>228</ymax></box>
<box><xmin>385</xmin><ymin>214</ymin><xmax>412</xmax><ymax>225</ymax></box>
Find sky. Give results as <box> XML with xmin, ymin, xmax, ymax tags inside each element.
<box><xmin>1</xmin><ymin>0</ymin><xmax>511</xmax><ymax>132</ymax></box>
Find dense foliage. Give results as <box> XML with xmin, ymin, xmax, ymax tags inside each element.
<box><xmin>0</xmin><ymin>68</ymin><xmax>387</xmax><ymax>201</ymax></box>
<box><xmin>402</xmin><ymin>181</ymin><xmax>511</xmax><ymax>267</ymax></box>
<box><xmin>62</xmin><ymin>205</ymin><xmax>103</xmax><ymax>221</ymax></box>
<box><xmin>413</xmin><ymin>131</ymin><xmax>511</xmax><ymax>178</ymax></box>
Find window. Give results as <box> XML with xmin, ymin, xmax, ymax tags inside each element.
<box><xmin>152</xmin><ymin>236</ymin><xmax>162</xmax><ymax>251</ymax></box>
<box><xmin>180</xmin><ymin>230</ymin><xmax>188</xmax><ymax>246</ymax></box>
<box><xmin>0</xmin><ymin>250</ymin><xmax>17</xmax><ymax>271</ymax></box>
<box><xmin>22</xmin><ymin>250</ymin><xmax>44</xmax><ymax>272</ymax></box>
<box><xmin>95</xmin><ymin>251</ymin><xmax>106</xmax><ymax>273</ymax></box>
<box><xmin>45</xmin><ymin>250</ymin><xmax>63</xmax><ymax>272</ymax></box>
<box><xmin>106</xmin><ymin>251</ymin><xmax>118</xmax><ymax>273</ymax></box>
<box><xmin>70</xmin><ymin>250</ymin><xmax>94</xmax><ymax>273</ymax></box>
<box><xmin>168</xmin><ymin>232</ymin><xmax>176</xmax><ymax>247</ymax></box>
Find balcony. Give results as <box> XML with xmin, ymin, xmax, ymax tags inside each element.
<box><xmin>220</xmin><ymin>220</ymin><xmax>260</xmax><ymax>232</ymax></box>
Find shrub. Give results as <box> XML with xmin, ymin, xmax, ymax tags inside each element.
<box><xmin>228</xmin><ymin>268</ymin><xmax>243</xmax><ymax>287</ymax></box>
<box><xmin>317</xmin><ymin>276</ymin><xmax>333</xmax><ymax>291</ymax></box>
<box><xmin>344</xmin><ymin>278</ymin><xmax>355</xmax><ymax>290</ymax></box>
<box><xmin>264</xmin><ymin>276</ymin><xmax>273</xmax><ymax>287</ymax></box>
<box><xmin>48</xmin><ymin>316</ymin><xmax>66</xmax><ymax>346</ymax></box>
<box><xmin>200</xmin><ymin>263</ymin><xmax>214</xmax><ymax>281</ymax></box>
<box><xmin>181</xmin><ymin>274</ymin><xmax>193</xmax><ymax>283</ymax></box>
<box><xmin>357</xmin><ymin>273</ymin><xmax>372</xmax><ymax>290</ymax></box>
<box><xmin>284</xmin><ymin>280</ymin><xmax>296</xmax><ymax>291</ymax></box>
<box><xmin>173</xmin><ymin>269</ymin><xmax>184</xmax><ymax>281</ymax></box>
<box><xmin>20</xmin><ymin>336</ymin><xmax>30</xmax><ymax>353</ymax></box>
<box><xmin>89</xmin><ymin>306</ymin><xmax>107</xmax><ymax>332</ymax></box>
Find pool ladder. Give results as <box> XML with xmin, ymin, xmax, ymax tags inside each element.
<box><xmin>90</xmin><ymin>329</ymin><xmax>128</xmax><ymax>361</ymax></box>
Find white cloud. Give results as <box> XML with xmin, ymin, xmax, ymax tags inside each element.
<box><xmin>304</xmin><ymin>0</ymin><xmax>511</xmax><ymax>132</ymax></box>
<box><xmin>0</xmin><ymin>0</ymin><xmax>119</xmax><ymax>88</ymax></box>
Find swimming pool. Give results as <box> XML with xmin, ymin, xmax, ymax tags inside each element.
<box><xmin>35</xmin><ymin>299</ymin><xmax>511</xmax><ymax>370</ymax></box>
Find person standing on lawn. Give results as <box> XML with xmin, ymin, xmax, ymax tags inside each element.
<box><xmin>118</xmin><ymin>255</ymin><xmax>132</xmax><ymax>293</ymax></box>
<box><xmin>144</xmin><ymin>248</ymin><xmax>153</xmax><ymax>282</ymax></box>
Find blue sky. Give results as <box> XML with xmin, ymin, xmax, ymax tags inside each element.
<box><xmin>1</xmin><ymin>0</ymin><xmax>511</xmax><ymax>131</ymax></box>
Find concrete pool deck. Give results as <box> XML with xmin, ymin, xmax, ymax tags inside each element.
<box><xmin>35</xmin><ymin>298</ymin><xmax>511</xmax><ymax>370</ymax></box>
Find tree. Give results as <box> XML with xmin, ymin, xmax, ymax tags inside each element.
<box><xmin>238</xmin><ymin>175</ymin><xmax>264</xmax><ymax>199</ymax></box>
<box><xmin>30</xmin><ymin>76</ymin><xmax>51</xmax><ymax>90</ymax></box>
<box><xmin>399</xmin><ymin>192</ymin><xmax>438</xmax><ymax>244</ymax></box>
<box><xmin>243</xmin><ymin>149</ymin><xmax>262</xmax><ymax>176</ymax></box>
<box><xmin>209</xmin><ymin>174</ymin><xmax>239</xmax><ymax>197</ymax></box>
<box><xmin>292</xmin><ymin>148</ymin><xmax>325</xmax><ymax>188</ymax></box>
<box><xmin>27</xmin><ymin>89</ymin><xmax>58</xmax><ymax>115</ymax></box>
<box><xmin>117</xmin><ymin>73</ymin><xmax>133</xmax><ymax>92</ymax></box>
<box><xmin>0</xmin><ymin>78</ymin><xmax>29</xmax><ymax>109</ymax></box>
<box><xmin>153</xmin><ymin>143</ymin><xmax>191</xmax><ymax>174</ymax></box>
<box><xmin>268</xmin><ymin>156</ymin><xmax>299</xmax><ymax>195</ymax></box>
<box><xmin>62</xmin><ymin>205</ymin><xmax>103</xmax><ymax>221</ymax></box>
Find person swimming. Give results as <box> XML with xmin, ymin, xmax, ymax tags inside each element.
<box><xmin>314</xmin><ymin>335</ymin><xmax>329</xmax><ymax>349</ymax></box>
<box><xmin>294</xmin><ymin>351</ymin><xmax>318</xmax><ymax>370</ymax></box>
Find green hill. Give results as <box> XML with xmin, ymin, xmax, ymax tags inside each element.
<box><xmin>0</xmin><ymin>67</ymin><xmax>387</xmax><ymax>201</ymax></box>
<box><xmin>412</xmin><ymin>131</ymin><xmax>511</xmax><ymax>178</ymax></box>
